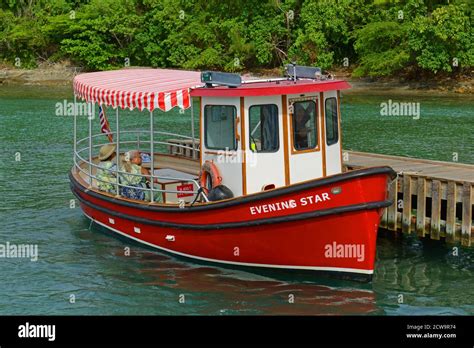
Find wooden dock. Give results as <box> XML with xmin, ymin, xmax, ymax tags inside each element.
<box><xmin>344</xmin><ymin>151</ymin><xmax>474</xmax><ymax>246</ymax></box>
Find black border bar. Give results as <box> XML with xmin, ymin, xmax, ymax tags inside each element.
<box><xmin>0</xmin><ymin>316</ymin><xmax>471</xmax><ymax>346</ymax></box>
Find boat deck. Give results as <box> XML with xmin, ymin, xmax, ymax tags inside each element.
<box><xmin>141</xmin><ymin>153</ymin><xmax>200</xmax><ymax>174</ymax></box>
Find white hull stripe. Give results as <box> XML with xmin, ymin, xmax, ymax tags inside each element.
<box><xmin>83</xmin><ymin>212</ymin><xmax>373</xmax><ymax>275</ymax></box>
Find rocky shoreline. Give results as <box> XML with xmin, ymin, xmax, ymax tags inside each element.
<box><xmin>1</xmin><ymin>64</ymin><xmax>472</xmax><ymax>95</ymax></box>
<box><xmin>0</xmin><ymin>64</ymin><xmax>78</xmax><ymax>86</ymax></box>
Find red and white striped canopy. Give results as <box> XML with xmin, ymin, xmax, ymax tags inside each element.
<box><xmin>73</xmin><ymin>68</ymin><xmax>203</xmax><ymax>112</ymax></box>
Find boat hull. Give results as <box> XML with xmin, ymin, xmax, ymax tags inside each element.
<box><xmin>70</xmin><ymin>166</ymin><xmax>396</xmax><ymax>279</ymax></box>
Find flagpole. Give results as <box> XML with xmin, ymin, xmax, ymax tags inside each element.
<box><xmin>106</xmin><ymin>108</ymin><xmax>113</xmax><ymax>143</ymax></box>
<box><xmin>73</xmin><ymin>95</ymin><xmax>77</xmax><ymax>169</ymax></box>
<box><xmin>115</xmin><ymin>107</ymin><xmax>120</xmax><ymax>197</ymax></box>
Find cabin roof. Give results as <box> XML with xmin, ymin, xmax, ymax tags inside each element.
<box><xmin>191</xmin><ymin>79</ymin><xmax>350</xmax><ymax>97</ymax></box>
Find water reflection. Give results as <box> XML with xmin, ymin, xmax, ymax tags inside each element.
<box><xmin>374</xmin><ymin>231</ymin><xmax>474</xmax><ymax>315</ymax></box>
<box><xmin>114</xmin><ymin>240</ymin><xmax>378</xmax><ymax>315</ymax></box>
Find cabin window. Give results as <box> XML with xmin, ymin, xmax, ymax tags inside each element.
<box><xmin>291</xmin><ymin>100</ymin><xmax>318</xmax><ymax>151</ymax></box>
<box><xmin>325</xmin><ymin>97</ymin><xmax>339</xmax><ymax>146</ymax></box>
<box><xmin>204</xmin><ymin>105</ymin><xmax>237</xmax><ymax>150</ymax></box>
<box><xmin>248</xmin><ymin>104</ymin><xmax>279</xmax><ymax>153</ymax></box>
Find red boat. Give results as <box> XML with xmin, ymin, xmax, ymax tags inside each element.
<box><xmin>70</xmin><ymin>66</ymin><xmax>396</xmax><ymax>281</ymax></box>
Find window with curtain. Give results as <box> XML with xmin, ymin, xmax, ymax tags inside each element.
<box><xmin>248</xmin><ymin>104</ymin><xmax>279</xmax><ymax>153</ymax></box>
<box><xmin>292</xmin><ymin>100</ymin><xmax>318</xmax><ymax>151</ymax></box>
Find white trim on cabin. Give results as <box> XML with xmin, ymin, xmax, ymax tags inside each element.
<box><xmin>200</xmin><ymin>91</ymin><xmax>343</xmax><ymax>197</ymax></box>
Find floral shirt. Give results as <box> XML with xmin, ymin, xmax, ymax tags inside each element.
<box><xmin>118</xmin><ymin>164</ymin><xmax>163</xmax><ymax>202</ymax></box>
<box><xmin>119</xmin><ymin>163</ymin><xmax>147</xmax><ymax>200</ymax></box>
<box><xmin>96</xmin><ymin>161</ymin><xmax>117</xmax><ymax>194</ymax></box>
<box><xmin>119</xmin><ymin>163</ymin><xmax>145</xmax><ymax>186</ymax></box>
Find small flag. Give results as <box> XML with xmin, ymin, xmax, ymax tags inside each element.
<box><xmin>98</xmin><ymin>105</ymin><xmax>113</xmax><ymax>142</ymax></box>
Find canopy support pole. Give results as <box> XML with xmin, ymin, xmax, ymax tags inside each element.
<box><xmin>115</xmin><ymin>108</ymin><xmax>120</xmax><ymax>197</ymax></box>
<box><xmin>190</xmin><ymin>98</ymin><xmax>196</xmax><ymax>160</ymax></box>
<box><xmin>88</xmin><ymin>102</ymin><xmax>93</xmax><ymax>188</ymax></box>
<box><xmin>73</xmin><ymin>95</ymin><xmax>77</xmax><ymax>169</ymax></box>
<box><xmin>150</xmin><ymin>110</ymin><xmax>154</xmax><ymax>203</ymax></box>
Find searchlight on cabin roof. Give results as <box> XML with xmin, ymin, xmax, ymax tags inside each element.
<box><xmin>285</xmin><ymin>64</ymin><xmax>324</xmax><ymax>80</ymax></box>
<box><xmin>201</xmin><ymin>71</ymin><xmax>242</xmax><ymax>88</ymax></box>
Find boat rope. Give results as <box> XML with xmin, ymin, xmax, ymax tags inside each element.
<box><xmin>190</xmin><ymin>187</ymin><xmax>205</xmax><ymax>207</ymax></box>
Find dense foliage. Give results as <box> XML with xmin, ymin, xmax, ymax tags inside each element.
<box><xmin>0</xmin><ymin>0</ymin><xmax>472</xmax><ymax>78</ymax></box>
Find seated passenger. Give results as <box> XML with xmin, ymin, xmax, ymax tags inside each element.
<box><xmin>136</xmin><ymin>155</ymin><xmax>163</xmax><ymax>203</ymax></box>
<box><xmin>97</xmin><ymin>144</ymin><xmax>118</xmax><ymax>194</ymax></box>
<box><xmin>119</xmin><ymin>150</ymin><xmax>149</xmax><ymax>200</ymax></box>
<box><xmin>119</xmin><ymin>150</ymin><xmax>164</xmax><ymax>202</ymax></box>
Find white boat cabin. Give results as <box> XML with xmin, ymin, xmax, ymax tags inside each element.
<box><xmin>191</xmin><ymin>67</ymin><xmax>350</xmax><ymax>198</ymax></box>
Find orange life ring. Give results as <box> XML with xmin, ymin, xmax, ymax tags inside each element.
<box><xmin>200</xmin><ymin>160</ymin><xmax>222</xmax><ymax>194</ymax></box>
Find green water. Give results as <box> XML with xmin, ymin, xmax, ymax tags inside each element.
<box><xmin>0</xmin><ymin>85</ymin><xmax>472</xmax><ymax>315</ymax></box>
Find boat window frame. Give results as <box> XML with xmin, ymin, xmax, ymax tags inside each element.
<box><xmin>325</xmin><ymin>97</ymin><xmax>339</xmax><ymax>146</ymax></box>
<box><xmin>248</xmin><ymin>103</ymin><xmax>280</xmax><ymax>153</ymax></box>
<box><xmin>203</xmin><ymin>104</ymin><xmax>238</xmax><ymax>151</ymax></box>
<box><xmin>289</xmin><ymin>97</ymin><xmax>320</xmax><ymax>154</ymax></box>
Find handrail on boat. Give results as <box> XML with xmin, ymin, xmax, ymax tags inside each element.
<box><xmin>76</xmin><ymin>130</ymin><xmax>200</xmax><ymax>154</ymax></box>
<box><xmin>73</xmin><ymin>129</ymin><xmax>208</xmax><ymax>204</ymax></box>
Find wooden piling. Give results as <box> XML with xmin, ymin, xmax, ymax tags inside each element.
<box><xmin>416</xmin><ymin>177</ymin><xmax>426</xmax><ymax>237</ymax></box>
<box><xmin>462</xmin><ymin>182</ymin><xmax>472</xmax><ymax>246</ymax></box>
<box><xmin>430</xmin><ymin>180</ymin><xmax>442</xmax><ymax>240</ymax></box>
<box><xmin>387</xmin><ymin>179</ymin><xmax>398</xmax><ymax>232</ymax></box>
<box><xmin>402</xmin><ymin>175</ymin><xmax>412</xmax><ymax>234</ymax></box>
<box><xmin>445</xmin><ymin>181</ymin><xmax>457</xmax><ymax>243</ymax></box>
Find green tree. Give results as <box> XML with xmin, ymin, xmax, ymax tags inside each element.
<box><xmin>353</xmin><ymin>21</ymin><xmax>411</xmax><ymax>77</ymax></box>
<box><xmin>0</xmin><ymin>0</ymin><xmax>472</xmax><ymax>77</ymax></box>
<box><xmin>59</xmin><ymin>0</ymin><xmax>142</xmax><ymax>70</ymax></box>
<box><xmin>408</xmin><ymin>3</ymin><xmax>473</xmax><ymax>73</ymax></box>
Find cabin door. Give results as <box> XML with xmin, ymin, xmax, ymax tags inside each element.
<box><xmin>322</xmin><ymin>91</ymin><xmax>343</xmax><ymax>176</ymax></box>
<box><xmin>243</xmin><ymin>96</ymin><xmax>286</xmax><ymax>194</ymax></box>
<box><xmin>200</xmin><ymin>97</ymin><xmax>244</xmax><ymax>197</ymax></box>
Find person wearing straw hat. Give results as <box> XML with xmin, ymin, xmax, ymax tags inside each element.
<box><xmin>96</xmin><ymin>144</ymin><xmax>118</xmax><ymax>194</ymax></box>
